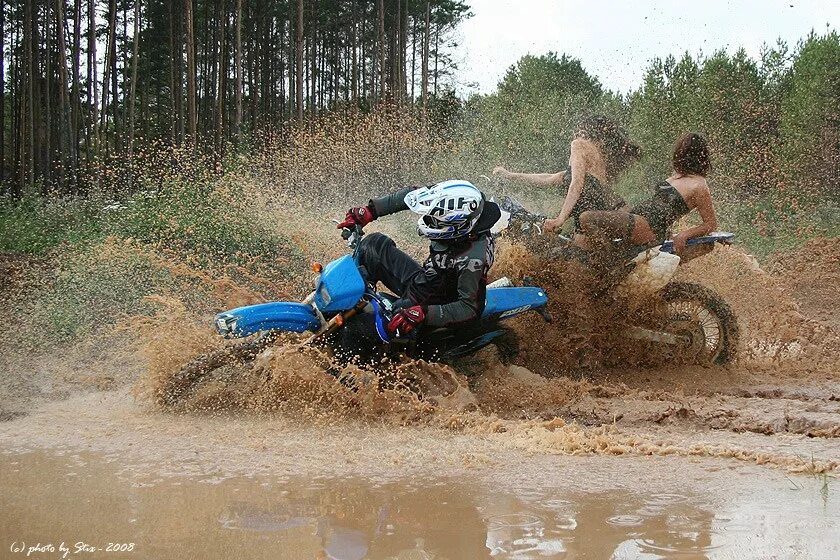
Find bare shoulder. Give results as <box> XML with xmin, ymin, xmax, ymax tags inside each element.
<box><xmin>570</xmin><ymin>138</ymin><xmax>600</xmax><ymax>168</ymax></box>
<box><xmin>570</xmin><ymin>137</ymin><xmax>595</xmax><ymax>154</ymax></box>
<box><xmin>692</xmin><ymin>176</ymin><xmax>712</xmax><ymax>197</ymax></box>
<box><xmin>685</xmin><ymin>177</ymin><xmax>713</xmax><ymax>208</ymax></box>
<box><xmin>672</xmin><ymin>174</ymin><xmax>710</xmax><ymax>195</ymax></box>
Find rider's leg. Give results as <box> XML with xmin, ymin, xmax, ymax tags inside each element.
<box><xmin>628</xmin><ymin>215</ymin><xmax>658</xmax><ymax>245</ymax></box>
<box><xmin>354</xmin><ymin>232</ymin><xmax>423</xmax><ymax>296</ymax></box>
<box><xmin>580</xmin><ymin>211</ymin><xmax>659</xmax><ymax>247</ymax></box>
<box><xmin>579</xmin><ymin>210</ymin><xmax>633</xmax><ymax>249</ymax></box>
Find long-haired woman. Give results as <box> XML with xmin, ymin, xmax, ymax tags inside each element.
<box><xmin>493</xmin><ymin>115</ymin><xmax>642</xmax><ymax>244</ymax></box>
<box><xmin>578</xmin><ymin>132</ymin><xmax>718</xmax><ymax>255</ymax></box>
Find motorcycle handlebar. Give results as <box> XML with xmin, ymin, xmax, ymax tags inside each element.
<box><xmin>341</xmin><ymin>224</ymin><xmax>365</xmax><ymax>249</ymax></box>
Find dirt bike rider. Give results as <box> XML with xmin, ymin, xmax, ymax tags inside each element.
<box><xmin>337</xmin><ymin>180</ymin><xmax>502</xmax><ymax>339</ymax></box>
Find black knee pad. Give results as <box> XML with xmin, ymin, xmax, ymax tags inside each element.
<box><xmin>357</xmin><ymin>232</ymin><xmax>395</xmax><ymax>256</ymax></box>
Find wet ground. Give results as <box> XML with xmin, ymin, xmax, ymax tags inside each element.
<box><xmin>1</xmin><ymin>386</ymin><xmax>839</xmax><ymax>559</ymax></box>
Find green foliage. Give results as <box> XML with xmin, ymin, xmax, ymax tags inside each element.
<box><xmin>103</xmin><ymin>181</ymin><xmax>300</xmax><ymax>272</ymax></box>
<box><xmin>1</xmin><ymin>165</ymin><xmax>303</xmax><ymax>274</ymax></box>
<box><xmin>1</xmin><ymin>158</ymin><xmax>307</xmax><ymax>347</ymax></box>
<box><xmin>0</xmin><ymin>196</ymin><xmax>103</xmax><ymax>254</ymax></box>
<box><xmin>777</xmin><ymin>30</ymin><xmax>840</xmax><ymax>201</ymax></box>
<box><xmin>5</xmin><ymin>28</ymin><xmax>840</xmax><ymax>351</ymax></box>
<box><xmin>497</xmin><ymin>52</ymin><xmax>603</xmax><ymax>104</ymax></box>
<box><xmin>30</xmin><ymin>242</ymin><xmax>170</xmax><ymax>344</ymax></box>
<box><xmin>628</xmin><ymin>49</ymin><xmax>772</xmax><ymax>198</ymax></box>
<box><xmin>452</xmin><ymin>53</ymin><xmax>624</xmax><ymax>175</ymax></box>
<box><xmin>448</xmin><ymin>35</ymin><xmax>839</xmax><ymax>255</ymax></box>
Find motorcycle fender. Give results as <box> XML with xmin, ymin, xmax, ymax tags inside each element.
<box><xmin>483</xmin><ymin>287</ymin><xmax>548</xmax><ymax>320</ymax></box>
<box><xmin>617</xmin><ymin>250</ymin><xmax>680</xmax><ymax>298</ymax></box>
<box><xmin>215</xmin><ymin>302</ymin><xmax>321</xmax><ymax>338</ymax></box>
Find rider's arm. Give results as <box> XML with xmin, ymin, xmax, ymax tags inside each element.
<box><xmin>546</xmin><ymin>139</ymin><xmax>586</xmax><ymax>229</ymax></box>
<box><xmin>672</xmin><ymin>184</ymin><xmax>717</xmax><ymax>254</ymax></box>
<box><xmin>369</xmin><ymin>186</ymin><xmax>417</xmax><ymax>218</ymax></box>
<box><xmin>496</xmin><ymin>168</ymin><xmax>567</xmax><ymax>187</ymax></box>
<box><xmin>425</xmin><ymin>264</ymin><xmax>486</xmax><ymax>327</ymax></box>
<box><xmin>424</xmin><ymin>241</ymin><xmax>489</xmax><ymax>327</ymax></box>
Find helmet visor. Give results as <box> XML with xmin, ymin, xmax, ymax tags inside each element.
<box><xmin>422</xmin><ymin>214</ymin><xmax>470</xmax><ymax>228</ymax></box>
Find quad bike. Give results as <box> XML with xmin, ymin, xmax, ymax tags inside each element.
<box><xmin>497</xmin><ymin>196</ymin><xmax>740</xmax><ymax>366</ymax></box>
<box><xmin>162</xmin><ymin>224</ymin><xmax>551</xmax><ymax>406</ymax></box>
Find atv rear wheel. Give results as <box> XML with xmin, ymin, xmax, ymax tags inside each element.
<box><xmin>657</xmin><ymin>281</ymin><xmax>739</xmax><ymax>365</ymax></box>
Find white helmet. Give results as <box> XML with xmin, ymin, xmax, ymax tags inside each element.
<box><xmin>404</xmin><ymin>180</ymin><xmax>485</xmax><ymax>240</ymax></box>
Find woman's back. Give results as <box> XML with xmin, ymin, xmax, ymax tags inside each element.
<box><xmin>560</xmin><ymin>138</ymin><xmax>627</xmax><ymax>232</ymax></box>
<box><xmin>667</xmin><ymin>173</ymin><xmax>709</xmax><ymax>211</ymax></box>
<box><xmin>573</xmin><ymin>138</ymin><xmax>609</xmax><ymax>185</ymax></box>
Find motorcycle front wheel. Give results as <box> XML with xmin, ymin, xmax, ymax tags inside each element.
<box><xmin>157</xmin><ymin>331</ymin><xmax>276</xmax><ymax>408</ymax></box>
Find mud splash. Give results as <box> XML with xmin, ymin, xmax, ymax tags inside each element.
<box><xmin>131</xmin><ymin>296</ymin><xmax>475</xmax><ymax>421</ymax></box>
<box><xmin>116</xmin><ymin>235</ymin><xmax>840</xmax><ymax>475</ymax></box>
<box><xmin>677</xmin><ymin>242</ymin><xmax>840</xmax><ymax>372</ymax></box>
<box><xmin>4</xmin><ymin>201</ymin><xmax>838</xmax><ymax>480</ymax></box>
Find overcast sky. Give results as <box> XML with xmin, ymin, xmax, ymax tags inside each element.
<box><xmin>455</xmin><ymin>0</ymin><xmax>840</xmax><ymax>96</ymax></box>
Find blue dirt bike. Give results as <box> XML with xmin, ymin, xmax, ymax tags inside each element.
<box><xmin>163</xmin><ymin>226</ymin><xmax>550</xmax><ymax>406</ymax></box>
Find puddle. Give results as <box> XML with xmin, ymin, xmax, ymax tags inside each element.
<box><xmin>1</xmin><ymin>451</ymin><xmax>837</xmax><ymax>559</ymax></box>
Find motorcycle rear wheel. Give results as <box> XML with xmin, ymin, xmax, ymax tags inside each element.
<box><xmin>657</xmin><ymin>281</ymin><xmax>739</xmax><ymax>365</ymax></box>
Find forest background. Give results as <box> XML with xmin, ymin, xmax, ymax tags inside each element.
<box><xmin>0</xmin><ymin>0</ymin><xmax>838</xmax><ymax>347</ymax></box>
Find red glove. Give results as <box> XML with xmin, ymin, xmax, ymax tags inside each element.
<box><xmin>387</xmin><ymin>306</ymin><xmax>426</xmax><ymax>338</ymax></box>
<box><xmin>337</xmin><ymin>205</ymin><xmax>377</xmax><ymax>230</ymax></box>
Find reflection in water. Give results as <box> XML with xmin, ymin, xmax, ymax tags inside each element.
<box><xmin>1</xmin><ymin>451</ymin><xmax>838</xmax><ymax>559</ymax></box>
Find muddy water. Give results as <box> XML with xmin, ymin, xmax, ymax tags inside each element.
<box><xmin>1</xmin><ymin>450</ymin><xmax>837</xmax><ymax>560</ymax></box>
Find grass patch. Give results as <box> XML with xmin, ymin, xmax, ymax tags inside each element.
<box><xmin>0</xmin><ymin>195</ymin><xmax>103</xmax><ymax>255</ymax></box>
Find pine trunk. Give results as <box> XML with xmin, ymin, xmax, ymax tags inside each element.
<box><xmin>71</xmin><ymin>0</ymin><xmax>81</xmax><ymax>176</ymax></box>
<box><xmin>310</xmin><ymin>0</ymin><xmax>318</xmax><ymax>116</ymax></box>
<box><xmin>215</xmin><ymin>2</ymin><xmax>226</xmax><ymax>157</ymax></box>
<box><xmin>377</xmin><ymin>0</ymin><xmax>384</xmax><ymax>101</ymax></box>
<box><xmin>351</xmin><ymin>0</ymin><xmax>358</xmax><ymax>105</ymax></box>
<box><xmin>46</xmin><ymin>0</ymin><xmax>52</xmax><ymax>188</ymax></box>
<box><xmin>56</xmin><ymin>0</ymin><xmax>74</xmax><ymax>190</ymax></box>
<box><xmin>433</xmin><ymin>20</ymin><xmax>439</xmax><ymax>95</ymax></box>
<box><xmin>24</xmin><ymin>0</ymin><xmax>34</xmax><ymax>192</ymax></box>
<box><xmin>100</xmin><ymin>0</ymin><xmax>117</xmax><ymax>155</ymax></box>
<box><xmin>87</xmin><ymin>0</ymin><xmax>97</xmax><ymax>167</ymax></box>
<box><xmin>234</xmin><ymin>0</ymin><xmax>243</xmax><ymax>140</ymax></box>
<box><xmin>127</xmin><ymin>0</ymin><xmax>141</xmax><ymax>170</ymax></box>
<box><xmin>0</xmin><ymin>0</ymin><xmax>5</xmax><ymax>185</ymax></box>
<box><xmin>169</xmin><ymin>0</ymin><xmax>178</xmax><ymax>144</ymax></box>
<box><xmin>184</xmin><ymin>0</ymin><xmax>197</xmax><ymax>146</ymax></box>
<box><xmin>421</xmin><ymin>1</ymin><xmax>429</xmax><ymax>120</ymax></box>
<box><xmin>410</xmin><ymin>12</ymin><xmax>416</xmax><ymax>101</ymax></box>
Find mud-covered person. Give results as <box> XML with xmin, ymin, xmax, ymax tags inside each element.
<box><xmin>336</xmin><ymin>180</ymin><xmax>502</xmax><ymax>338</ymax></box>
<box><xmin>493</xmin><ymin>115</ymin><xmax>642</xmax><ymax>248</ymax></box>
<box><xmin>578</xmin><ymin>132</ymin><xmax>718</xmax><ymax>259</ymax></box>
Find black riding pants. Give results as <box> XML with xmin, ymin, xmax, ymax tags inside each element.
<box><xmin>354</xmin><ymin>233</ymin><xmax>423</xmax><ymax>303</ymax></box>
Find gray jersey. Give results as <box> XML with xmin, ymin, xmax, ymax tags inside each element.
<box><xmin>369</xmin><ymin>186</ymin><xmax>499</xmax><ymax>327</ymax></box>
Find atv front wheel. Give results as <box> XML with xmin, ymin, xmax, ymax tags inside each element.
<box><xmin>657</xmin><ymin>281</ymin><xmax>739</xmax><ymax>365</ymax></box>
